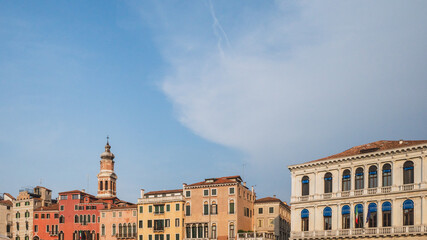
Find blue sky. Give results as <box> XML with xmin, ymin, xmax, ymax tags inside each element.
<box><xmin>1</xmin><ymin>1</ymin><xmax>427</xmax><ymax>203</ymax></box>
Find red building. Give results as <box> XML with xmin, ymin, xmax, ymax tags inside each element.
<box><xmin>56</xmin><ymin>141</ymin><xmax>133</xmax><ymax>240</ymax></box>
<box><xmin>33</xmin><ymin>204</ymin><xmax>60</xmax><ymax>240</ymax></box>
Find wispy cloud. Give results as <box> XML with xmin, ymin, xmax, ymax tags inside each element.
<box><xmin>207</xmin><ymin>0</ymin><xmax>231</xmax><ymax>56</ymax></box>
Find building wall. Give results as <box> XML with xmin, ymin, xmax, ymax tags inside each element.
<box><xmin>33</xmin><ymin>209</ymin><xmax>59</xmax><ymax>240</ymax></box>
<box><xmin>254</xmin><ymin>202</ymin><xmax>291</xmax><ymax>240</ymax></box>
<box><xmin>12</xmin><ymin>193</ymin><xmax>41</xmax><ymax>240</ymax></box>
<box><xmin>137</xmin><ymin>198</ymin><xmax>184</xmax><ymax>240</ymax></box>
<box><xmin>0</xmin><ymin>202</ymin><xmax>12</xmax><ymax>239</ymax></box>
<box><xmin>184</xmin><ymin>181</ymin><xmax>255</xmax><ymax>240</ymax></box>
<box><xmin>99</xmin><ymin>206</ymin><xmax>137</xmax><ymax>240</ymax></box>
<box><xmin>288</xmin><ymin>143</ymin><xmax>427</xmax><ymax>239</ymax></box>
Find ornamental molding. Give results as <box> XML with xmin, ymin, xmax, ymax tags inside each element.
<box><xmin>288</xmin><ymin>144</ymin><xmax>427</xmax><ymax>171</ymax></box>
<box><xmin>184</xmin><ymin>182</ymin><xmax>239</xmax><ymax>189</ymax></box>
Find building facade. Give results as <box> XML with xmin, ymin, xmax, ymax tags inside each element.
<box><xmin>0</xmin><ymin>193</ymin><xmax>14</xmax><ymax>240</ymax></box>
<box><xmin>12</xmin><ymin>186</ymin><xmax>52</xmax><ymax>240</ymax></box>
<box><xmin>99</xmin><ymin>205</ymin><xmax>137</xmax><ymax>240</ymax></box>
<box><xmin>33</xmin><ymin>204</ymin><xmax>60</xmax><ymax>240</ymax></box>
<box><xmin>183</xmin><ymin>176</ymin><xmax>255</xmax><ymax>240</ymax></box>
<box><xmin>253</xmin><ymin>197</ymin><xmax>291</xmax><ymax>240</ymax></box>
<box><xmin>288</xmin><ymin>140</ymin><xmax>427</xmax><ymax>239</ymax></box>
<box><xmin>137</xmin><ymin>189</ymin><xmax>184</xmax><ymax>240</ymax></box>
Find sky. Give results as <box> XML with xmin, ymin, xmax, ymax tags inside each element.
<box><xmin>1</xmin><ymin>0</ymin><xmax>427</xmax><ymax>203</ymax></box>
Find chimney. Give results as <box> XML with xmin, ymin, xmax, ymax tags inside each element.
<box><xmin>243</xmin><ymin>182</ymin><xmax>246</xmax><ymax>187</ymax></box>
<box><xmin>273</xmin><ymin>195</ymin><xmax>276</xmax><ymax>198</ymax></box>
<box><xmin>140</xmin><ymin>189</ymin><xmax>145</xmax><ymax>198</ymax></box>
<box><xmin>399</xmin><ymin>140</ymin><xmax>404</xmax><ymax>144</ymax></box>
<box><xmin>82</xmin><ymin>189</ymin><xmax>85</xmax><ymax>193</ymax></box>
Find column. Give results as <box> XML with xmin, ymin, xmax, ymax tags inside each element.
<box><xmin>392</xmin><ymin>198</ymin><xmax>400</xmax><ymax>227</ymax></box>
<box><xmin>378</xmin><ymin>201</ymin><xmax>383</xmax><ymax>228</ymax></box>
<box><xmin>336</xmin><ymin>204</ymin><xmax>341</xmax><ymax>231</ymax></box>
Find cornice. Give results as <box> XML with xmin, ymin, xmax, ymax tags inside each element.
<box><xmin>288</xmin><ymin>144</ymin><xmax>427</xmax><ymax>171</ymax></box>
<box><xmin>184</xmin><ymin>182</ymin><xmax>238</xmax><ymax>189</ymax></box>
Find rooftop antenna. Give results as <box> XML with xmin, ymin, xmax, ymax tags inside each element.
<box><xmin>107</xmin><ymin>135</ymin><xmax>109</xmax><ymax>144</ymax></box>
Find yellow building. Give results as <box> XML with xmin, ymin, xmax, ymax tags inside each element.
<box><xmin>137</xmin><ymin>189</ymin><xmax>184</xmax><ymax>240</ymax></box>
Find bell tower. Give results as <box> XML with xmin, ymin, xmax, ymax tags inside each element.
<box><xmin>97</xmin><ymin>137</ymin><xmax>118</xmax><ymax>198</ymax></box>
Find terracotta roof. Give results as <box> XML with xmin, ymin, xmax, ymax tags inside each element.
<box><xmin>110</xmin><ymin>205</ymin><xmax>137</xmax><ymax>210</ymax></box>
<box><xmin>0</xmin><ymin>200</ymin><xmax>12</xmax><ymax>206</ymax></box>
<box><xmin>255</xmin><ymin>197</ymin><xmax>282</xmax><ymax>204</ymax></box>
<box><xmin>310</xmin><ymin>140</ymin><xmax>427</xmax><ymax>163</ymax></box>
<box><xmin>187</xmin><ymin>175</ymin><xmax>242</xmax><ymax>187</ymax></box>
<box><xmin>35</xmin><ymin>204</ymin><xmax>59</xmax><ymax>211</ymax></box>
<box><xmin>145</xmin><ymin>189</ymin><xmax>183</xmax><ymax>195</ymax></box>
<box><xmin>58</xmin><ymin>190</ymin><xmax>96</xmax><ymax>198</ymax></box>
<box><xmin>4</xmin><ymin>193</ymin><xmax>15</xmax><ymax>200</ymax></box>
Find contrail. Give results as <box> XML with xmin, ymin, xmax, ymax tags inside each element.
<box><xmin>207</xmin><ymin>0</ymin><xmax>231</xmax><ymax>56</ymax></box>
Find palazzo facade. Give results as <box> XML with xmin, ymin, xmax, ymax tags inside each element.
<box><xmin>288</xmin><ymin>140</ymin><xmax>427</xmax><ymax>239</ymax></box>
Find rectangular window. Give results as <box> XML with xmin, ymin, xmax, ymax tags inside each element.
<box><xmin>258</xmin><ymin>208</ymin><xmax>263</xmax><ymax>214</ymax></box>
<box><xmin>166</xmin><ymin>204</ymin><xmax>170</xmax><ymax>212</ymax></box>
<box><xmin>113</xmin><ymin>212</ymin><xmax>116</xmax><ymax>217</ymax></box>
<box><xmin>139</xmin><ymin>206</ymin><xmax>143</xmax><ymax>213</ymax></box>
<box><xmin>229</xmin><ymin>187</ymin><xmax>235</xmax><ymax>194</ymax></box>
<box><xmin>139</xmin><ymin>235</ymin><xmax>143</xmax><ymax>240</ymax></box>
<box><xmin>72</xmin><ymin>194</ymin><xmax>79</xmax><ymax>200</ymax></box>
<box><xmin>34</xmin><ymin>225</ymin><xmax>38</xmax><ymax>232</ymax></box>
<box><xmin>148</xmin><ymin>220</ymin><xmax>153</xmax><ymax>228</ymax></box>
<box><xmin>185</xmin><ymin>191</ymin><xmax>191</xmax><ymax>197</ymax></box>
<box><xmin>229</xmin><ymin>202</ymin><xmax>235</xmax><ymax>214</ymax></box>
<box><xmin>119</xmin><ymin>212</ymin><xmax>122</xmax><ymax>217</ymax></box>
<box><xmin>175</xmin><ymin>218</ymin><xmax>179</xmax><ymax>227</ymax></box>
<box><xmin>175</xmin><ymin>234</ymin><xmax>179</xmax><ymax>240</ymax></box>
<box><xmin>60</xmin><ymin>205</ymin><xmax>64</xmax><ymax>211</ymax></box>
<box><xmin>139</xmin><ymin>220</ymin><xmax>143</xmax><ymax>228</ymax></box>
<box><xmin>16</xmin><ymin>203</ymin><xmax>20</xmax><ymax>207</ymax></box>
<box><xmin>204</xmin><ymin>204</ymin><xmax>209</xmax><ymax>215</ymax></box>
<box><xmin>258</xmin><ymin>219</ymin><xmax>263</xmax><ymax>228</ymax></box>
<box><xmin>102</xmin><ymin>212</ymin><xmax>106</xmax><ymax>218</ymax></box>
<box><xmin>186</xmin><ymin>205</ymin><xmax>191</xmax><ymax>216</ymax></box>
<box><xmin>165</xmin><ymin>219</ymin><xmax>170</xmax><ymax>228</ymax></box>
<box><xmin>46</xmin><ymin>225</ymin><xmax>50</xmax><ymax>232</ymax></box>
<box><xmin>175</xmin><ymin>204</ymin><xmax>180</xmax><ymax>211</ymax></box>
<box><xmin>61</xmin><ymin>195</ymin><xmax>68</xmax><ymax>200</ymax></box>
<box><xmin>211</xmin><ymin>189</ymin><xmax>217</xmax><ymax>196</ymax></box>
<box><xmin>269</xmin><ymin>207</ymin><xmax>274</xmax><ymax>214</ymax></box>
<box><xmin>41</xmin><ymin>214</ymin><xmax>45</xmax><ymax>219</ymax></box>
<box><xmin>54</xmin><ymin>214</ymin><xmax>59</xmax><ymax>218</ymax></box>
<box><xmin>133</xmin><ymin>210</ymin><xmax>137</xmax><ymax>217</ymax></box>
<box><xmin>35</xmin><ymin>214</ymin><xmax>39</xmax><ymax>219</ymax></box>
<box><xmin>204</xmin><ymin>189</ymin><xmax>209</xmax><ymax>196</ymax></box>
<box><xmin>167</xmin><ymin>234</ymin><xmax>170</xmax><ymax>240</ymax></box>
<box><xmin>47</xmin><ymin>214</ymin><xmax>50</xmax><ymax>219</ymax></box>
<box><xmin>75</xmin><ymin>205</ymin><xmax>79</xmax><ymax>210</ymax></box>
<box><xmin>149</xmin><ymin>235</ymin><xmax>152</xmax><ymax>240</ymax></box>
<box><xmin>149</xmin><ymin>205</ymin><xmax>153</xmax><ymax>213</ymax></box>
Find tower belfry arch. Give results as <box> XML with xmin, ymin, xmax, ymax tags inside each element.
<box><xmin>97</xmin><ymin>138</ymin><xmax>117</xmax><ymax>198</ymax></box>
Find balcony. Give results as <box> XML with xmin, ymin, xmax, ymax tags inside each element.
<box><xmin>322</xmin><ymin>193</ymin><xmax>332</xmax><ymax>199</ymax></box>
<box><xmin>291</xmin><ymin>225</ymin><xmax>427</xmax><ymax>239</ymax></box>
<box><xmin>116</xmin><ymin>233</ymin><xmax>137</xmax><ymax>239</ymax></box>
<box><xmin>238</xmin><ymin>232</ymin><xmax>275</xmax><ymax>240</ymax></box>
<box><xmin>139</xmin><ymin>195</ymin><xmax>183</xmax><ymax>204</ymax></box>
<box><xmin>153</xmin><ymin>211</ymin><xmax>165</xmax><ymax>215</ymax></box>
<box><xmin>400</xmin><ymin>183</ymin><xmax>415</xmax><ymax>191</ymax></box>
<box><xmin>381</xmin><ymin>186</ymin><xmax>391</xmax><ymax>193</ymax></box>
<box><xmin>367</xmin><ymin>188</ymin><xmax>377</xmax><ymax>194</ymax></box>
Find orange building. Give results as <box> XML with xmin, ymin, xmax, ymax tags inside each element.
<box><xmin>99</xmin><ymin>205</ymin><xmax>137</xmax><ymax>240</ymax></box>
<box><xmin>33</xmin><ymin>204</ymin><xmax>60</xmax><ymax>240</ymax></box>
<box><xmin>183</xmin><ymin>176</ymin><xmax>255</xmax><ymax>240</ymax></box>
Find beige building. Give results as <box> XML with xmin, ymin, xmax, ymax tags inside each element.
<box><xmin>288</xmin><ymin>140</ymin><xmax>427</xmax><ymax>239</ymax></box>
<box><xmin>12</xmin><ymin>186</ymin><xmax>52</xmax><ymax>240</ymax></box>
<box><xmin>253</xmin><ymin>197</ymin><xmax>290</xmax><ymax>240</ymax></box>
<box><xmin>183</xmin><ymin>175</ymin><xmax>255</xmax><ymax>240</ymax></box>
<box><xmin>0</xmin><ymin>193</ymin><xmax>14</xmax><ymax>240</ymax></box>
<box><xmin>137</xmin><ymin>189</ymin><xmax>184</xmax><ymax>240</ymax></box>
<box><xmin>99</xmin><ymin>205</ymin><xmax>137</xmax><ymax>240</ymax></box>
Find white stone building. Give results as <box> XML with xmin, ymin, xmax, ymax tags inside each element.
<box><xmin>288</xmin><ymin>140</ymin><xmax>427</xmax><ymax>239</ymax></box>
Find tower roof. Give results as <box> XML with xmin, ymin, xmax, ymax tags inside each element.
<box><xmin>100</xmin><ymin>141</ymin><xmax>115</xmax><ymax>160</ymax></box>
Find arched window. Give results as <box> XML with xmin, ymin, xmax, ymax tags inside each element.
<box><xmin>368</xmin><ymin>166</ymin><xmax>377</xmax><ymax>188</ymax></box>
<box><xmin>355</xmin><ymin>204</ymin><xmax>364</xmax><ymax>228</ymax></box>
<box><xmin>302</xmin><ymin>176</ymin><xmax>310</xmax><ymax>196</ymax></box>
<box><xmin>25</xmin><ymin>221</ymin><xmax>28</xmax><ymax>230</ymax></box>
<box><xmin>191</xmin><ymin>225</ymin><xmax>197</xmax><ymax>238</ymax></box>
<box><xmin>87</xmin><ymin>214</ymin><xmax>91</xmax><ymax>223</ymax></box>
<box><xmin>355</xmin><ymin>168</ymin><xmax>364</xmax><ymax>190</ymax></box>
<box><xmin>403</xmin><ymin>199</ymin><xmax>414</xmax><ymax>225</ymax></box>
<box><xmin>185</xmin><ymin>202</ymin><xmax>191</xmax><ymax>216</ymax></box>
<box><xmin>211</xmin><ymin>224</ymin><xmax>216</xmax><ymax>239</ymax></box>
<box><xmin>229</xmin><ymin>199</ymin><xmax>235</xmax><ymax>214</ymax></box>
<box><xmin>112</xmin><ymin>224</ymin><xmax>116</xmax><ymax>236</ymax></box>
<box><xmin>203</xmin><ymin>201</ymin><xmax>209</xmax><ymax>215</ymax></box>
<box><xmin>59</xmin><ymin>231</ymin><xmax>64</xmax><ymax>240</ymax></box>
<box><xmin>323</xmin><ymin>207</ymin><xmax>332</xmax><ymax>230</ymax></box>
<box><xmin>101</xmin><ymin>224</ymin><xmax>105</xmax><ymax>236</ymax></box>
<box><xmin>324</xmin><ymin>173</ymin><xmax>332</xmax><ymax>193</ymax></box>
<box><xmin>342</xmin><ymin>170</ymin><xmax>351</xmax><ymax>191</ymax></box>
<box><xmin>105</xmin><ymin>181</ymin><xmax>108</xmax><ymax>190</ymax></box>
<box><xmin>128</xmin><ymin>223</ymin><xmax>132</xmax><ymax>237</ymax></box>
<box><xmin>16</xmin><ymin>212</ymin><xmax>20</xmax><ymax>218</ymax></box>
<box><xmin>403</xmin><ymin>161</ymin><xmax>414</xmax><ymax>184</ymax></box>
<box><xmin>382</xmin><ymin>164</ymin><xmax>392</xmax><ymax>187</ymax></box>
<box><xmin>59</xmin><ymin>215</ymin><xmax>65</xmax><ymax>223</ymax></box>
<box><xmin>92</xmin><ymin>215</ymin><xmax>96</xmax><ymax>223</ymax></box>
<box><xmin>342</xmin><ymin>205</ymin><xmax>350</xmax><ymax>229</ymax></box>
<box><xmin>25</xmin><ymin>236</ymin><xmax>29</xmax><ymax>240</ymax></box>
<box><xmin>301</xmin><ymin>209</ymin><xmax>309</xmax><ymax>231</ymax></box>
<box><xmin>119</xmin><ymin>223</ymin><xmax>122</xmax><ymax>237</ymax></box>
<box><xmin>132</xmin><ymin>223</ymin><xmax>136</xmax><ymax>237</ymax></box>
<box><xmin>74</xmin><ymin>215</ymin><xmax>79</xmax><ymax>223</ymax></box>
<box><xmin>382</xmin><ymin>202</ymin><xmax>392</xmax><ymax>227</ymax></box>
<box><xmin>123</xmin><ymin>222</ymin><xmax>128</xmax><ymax>237</ymax></box>
<box><xmin>25</xmin><ymin>211</ymin><xmax>30</xmax><ymax>218</ymax></box>
<box><xmin>367</xmin><ymin>203</ymin><xmax>377</xmax><ymax>227</ymax></box>
<box><xmin>211</xmin><ymin>201</ymin><xmax>217</xmax><ymax>215</ymax></box>
<box><xmin>16</xmin><ymin>222</ymin><xmax>19</xmax><ymax>231</ymax></box>
<box><xmin>229</xmin><ymin>222</ymin><xmax>235</xmax><ymax>238</ymax></box>
<box><xmin>100</xmin><ymin>181</ymin><xmax>103</xmax><ymax>191</ymax></box>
